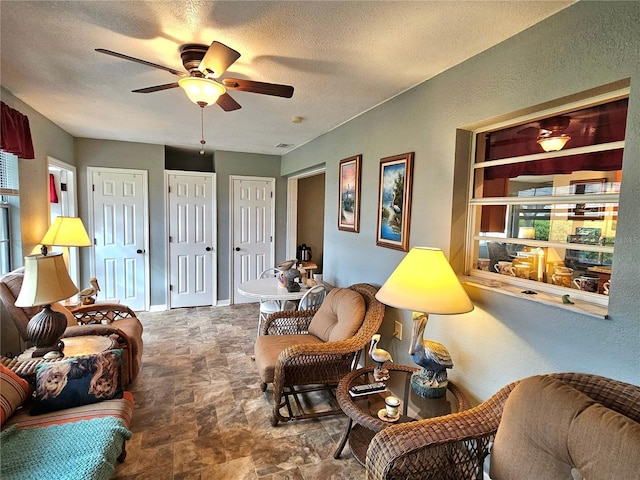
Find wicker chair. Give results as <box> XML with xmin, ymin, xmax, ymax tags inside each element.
<box><xmin>254</xmin><ymin>283</ymin><xmax>385</xmax><ymax>426</ymax></box>
<box><xmin>365</xmin><ymin>372</ymin><xmax>640</xmax><ymax>480</ymax></box>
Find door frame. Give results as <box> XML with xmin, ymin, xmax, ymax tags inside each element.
<box><xmin>46</xmin><ymin>156</ymin><xmax>81</xmax><ymax>287</ymax></box>
<box><xmin>87</xmin><ymin>166</ymin><xmax>150</xmax><ymax>311</ymax></box>
<box><xmin>286</xmin><ymin>167</ymin><xmax>326</xmax><ymax>259</ymax></box>
<box><xmin>164</xmin><ymin>170</ymin><xmax>217</xmax><ymax>308</ymax></box>
<box><xmin>229</xmin><ymin>175</ymin><xmax>276</xmax><ymax>304</ymax></box>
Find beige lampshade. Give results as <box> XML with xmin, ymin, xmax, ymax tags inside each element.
<box><xmin>15</xmin><ymin>253</ymin><xmax>78</xmax><ymax>307</ymax></box>
<box><xmin>178</xmin><ymin>77</ymin><xmax>226</xmax><ymax>106</ymax></box>
<box><xmin>41</xmin><ymin>216</ymin><xmax>91</xmax><ymax>247</ymax></box>
<box><xmin>375</xmin><ymin>247</ymin><xmax>473</xmax><ymax>315</ymax></box>
<box><xmin>518</xmin><ymin>226</ymin><xmax>536</xmax><ymax>239</ymax></box>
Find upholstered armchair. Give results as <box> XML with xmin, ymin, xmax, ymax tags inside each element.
<box><xmin>254</xmin><ymin>283</ymin><xmax>385</xmax><ymax>426</ymax></box>
<box><xmin>0</xmin><ymin>268</ymin><xmax>143</xmax><ymax>385</ymax></box>
<box><xmin>365</xmin><ymin>373</ymin><xmax>640</xmax><ymax>480</ymax></box>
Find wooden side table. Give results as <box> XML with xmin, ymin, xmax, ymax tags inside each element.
<box><xmin>334</xmin><ymin>364</ymin><xmax>470</xmax><ymax>465</ymax></box>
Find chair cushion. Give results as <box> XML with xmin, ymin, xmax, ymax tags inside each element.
<box><xmin>307</xmin><ymin>288</ymin><xmax>365</xmax><ymax>342</ymax></box>
<box><xmin>568</xmin><ymin>402</ymin><xmax>640</xmax><ymax>479</ymax></box>
<box><xmin>254</xmin><ymin>334</ymin><xmax>324</xmax><ymax>384</ymax></box>
<box><xmin>1</xmin><ymin>365</ymin><xmax>32</xmax><ymax>426</ymax></box>
<box><xmin>260</xmin><ymin>300</ymin><xmax>281</xmax><ymax>315</ymax></box>
<box><xmin>490</xmin><ymin>375</ymin><xmax>594</xmax><ymax>480</ymax></box>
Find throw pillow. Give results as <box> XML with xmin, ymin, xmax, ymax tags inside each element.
<box><xmin>31</xmin><ymin>349</ymin><xmax>123</xmax><ymax>415</ymax></box>
<box><xmin>0</xmin><ymin>365</ymin><xmax>32</xmax><ymax>426</ymax></box>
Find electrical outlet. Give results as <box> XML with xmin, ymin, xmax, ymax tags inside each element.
<box><xmin>393</xmin><ymin>321</ymin><xmax>402</xmax><ymax>340</ymax></box>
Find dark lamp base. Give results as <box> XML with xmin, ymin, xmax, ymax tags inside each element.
<box><xmin>26</xmin><ymin>304</ymin><xmax>67</xmax><ymax>357</ymax></box>
<box><xmin>411</xmin><ymin>369</ymin><xmax>449</xmax><ymax>398</ymax></box>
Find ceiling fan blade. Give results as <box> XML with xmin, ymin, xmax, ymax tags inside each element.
<box><xmin>198</xmin><ymin>41</ymin><xmax>241</xmax><ymax>78</ymax></box>
<box><xmin>96</xmin><ymin>48</ymin><xmax>186</xmax><ymax>77</ymax></box>
<box><xmin>222</xmin><ymin>78</ymin><xmax>294</xmax><ymax>98</ymax></box>
<box><xmin>217</xmin><ymin>93</ymin><xmax>242</xmax><ymax>112</ymax></box>
<box><xmin>132</xmin><ymin>82</ymin><xmax>180</xmax><ymax>93</ymax></box>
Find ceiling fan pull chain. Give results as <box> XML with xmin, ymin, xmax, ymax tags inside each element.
<box><xmin>199</xmin><ymin>105</ymin><xmax>206</xmax><ymax>155</ymax></box>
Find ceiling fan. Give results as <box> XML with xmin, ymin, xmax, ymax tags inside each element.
<box><xmin>517</xmin><ymin>115</ymin><xmax>573</xmax><ymax>152</ymax></box>
<box><xmin>96</xmin><ymin>40</ymin><xmax>294</xmax><ymax>111</ymax></box>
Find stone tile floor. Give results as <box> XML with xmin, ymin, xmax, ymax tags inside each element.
<box><xmin>114</xmin><ymin>304</ymin><xmax>365</xmax><ymax>480</ymax></box>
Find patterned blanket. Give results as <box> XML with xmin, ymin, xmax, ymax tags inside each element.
<box><xmin>0</xmin><ymin>416</ymin><xmax>131</xmax><ymax>480</ymax></box>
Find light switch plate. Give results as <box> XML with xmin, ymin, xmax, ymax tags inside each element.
<box><xmin>394</xmin><ymin>321</ymin><xmax>402</xmax><ymax>340</ymax></box>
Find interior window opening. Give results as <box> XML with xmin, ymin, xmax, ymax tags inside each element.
<box><xmin>468</xmin><ymin>95</ymin><xmax>627</xmax><ymax>303</ymax></box>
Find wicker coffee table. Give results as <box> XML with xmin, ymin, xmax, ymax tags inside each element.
<box><xmin>334</xmin><ymin>364</ymin><xmax>470</xmax><ymax>465</ymax></box>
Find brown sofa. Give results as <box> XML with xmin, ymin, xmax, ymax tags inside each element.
<box><xmin>366</xmin><ymin>373</ymin><xmax>640</xmax><ymax>480</ymax></box>
<box><xmin>0</xmin><ymin>268</ymin><xmax>143</xmax><ymax>385</ymax></box>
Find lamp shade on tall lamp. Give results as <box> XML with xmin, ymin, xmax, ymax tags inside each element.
<box><xmin>375</xmin><ymin>247</ymin><xmax>473</xmax><ymax>397</ymax></box>
<box><xmin>15</xmin><ymin>253</ymin><xmax>78</xmax><ymax>357</ymax></box>
<box><xmin>40</xmin><ymin>216</ymin><xmax>91</xmax><ymax>254</ymax></box>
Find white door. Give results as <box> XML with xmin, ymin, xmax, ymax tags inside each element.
<box><xmin>89</xmin><ymin>168</ymin><xmax>148</xmax><ymax>311</ymax></box>
<box><xmin>167</xmin><ymin>172</ymin><xmax>216</xmax><ymax>308</ymax></box>
<box><xmin>231</xmin><ymin>176</ymin><xmax>275</xmax><ymax>304</ymax></box>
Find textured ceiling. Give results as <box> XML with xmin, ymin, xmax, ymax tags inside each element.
<box><xmin>0</xmin><ymin>1</ymin><xmax>573</xmax><ymax>156</ymax></box>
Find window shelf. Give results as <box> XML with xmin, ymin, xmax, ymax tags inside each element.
<box><xmin>460</xmin><ymin>275</ymin><xmax>609</xmax><ymax>320</ymax></box>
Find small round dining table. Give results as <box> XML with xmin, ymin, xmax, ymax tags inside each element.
<box><xmin>237</xmin><ymin>277</ymin><xmax>308</xmax><ymax>309</ymax></box>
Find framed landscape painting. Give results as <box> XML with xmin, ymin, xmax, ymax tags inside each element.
<box><xmin>338</xmin><ymin>154</ymin><xmax>362</xmax><ymax>232</ymax></box>
<box><xmin>376</xmin><ymin>152</ymin><xmax>414</xmax><ymax>251</ymax></box>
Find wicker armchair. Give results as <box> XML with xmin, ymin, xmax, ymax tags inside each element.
<box><xmin>365</xmin><ymin>372</ymin><xmax>640</xmax><ymax>480</ymax></box>
<box><xmin>254</xmin><ymin>283</ymin><xmax>385</xmax><ymax>426</ymax></box>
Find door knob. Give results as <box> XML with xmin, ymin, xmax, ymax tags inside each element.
<box><xmin>206</xmin><ymin>247</ymin><xmax>212</xmax><ymax>252</ymax></box>
<box><xmin>235</xmin><ymin>247</ymin><xmax>240</xmax><ymax>251</ymax></box>
<box><xmin>136</xmin><ymin>249</ymin><xmax>145</xmax><ymax>254</ymax></box>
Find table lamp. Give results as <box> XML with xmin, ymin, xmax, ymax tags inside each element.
<box><xmin>15</xmin><ymin>253</ymin><xmax>79</xmax><ymax>358</ymax></box>
<box><xmin>40</xmin><ymin>216</ymin><xmax>91</xmax><ymax>257</ymax></box>
<box><xmin>375</xmin><ymin>247</ymin><xmax>474</xmax><ymax>398</ymax></box>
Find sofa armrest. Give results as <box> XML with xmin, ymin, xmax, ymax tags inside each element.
<box><xmin>365</xmin><ymin>381</ymin><xmax>518</xmax><ymax>480</ymax></box>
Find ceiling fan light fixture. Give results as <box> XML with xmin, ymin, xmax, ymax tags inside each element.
<box><xmin>537</xmin><ymin>134</ymin><xmax>571</xmax><ymax>152</ymax></box>
<box><xmin>178</xmin><ymin>77</ymin><xmax>226</xmax><ymax>107</ymax></box>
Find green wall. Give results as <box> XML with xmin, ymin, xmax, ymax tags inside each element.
<box><xmin>214</xmin><ymin>150</ymin><xmax>287</xmax><ymax>300</ymax></box>
<box><xmin>74</xmin><ymin>138</ymin><xmax>165</xmax><ymax>306</ymax></box>
<box><xmin>1</xmin><ymin>87</ymin><xmax>75</xmax><ymax>259</ymax></box>
<box><xmin>282</xmin><ymin>1</ymin><xmax>640</xmax><ymax>400</ymax></box>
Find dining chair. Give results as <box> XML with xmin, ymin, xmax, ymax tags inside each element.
<box><xmin>297</xmin><ymin>284</ymin><xmax>327</xmax><ymax>310</ymax></box>
<box><xmin>258</xmin><ymin>267</ymin><xmax>281</xmax><ymax>334</ymax></box>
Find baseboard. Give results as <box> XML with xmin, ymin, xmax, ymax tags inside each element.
<box><xmin>149</xmin><ymin>304</ymin><xmax>167</xmax><ymax>312</ymax></box>
<box><xmin>216</xmin><ymin>299</ymin><xmax>230</xmax><ymax>306</ymax></box>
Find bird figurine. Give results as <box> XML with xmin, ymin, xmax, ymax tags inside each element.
<box><xmin>409</xmin><ymin>313</ymin><xmax>453</xmax><ymax>398</ymax></box>
<box><xmin>369</xmin><ymin>334</ymin><xmax>393</xmax><ymax>381</ymax></box>
<box><xmin>78</xmin><ymin>277</ymin><xmax>100</xmax><ymax>305</ymax></box>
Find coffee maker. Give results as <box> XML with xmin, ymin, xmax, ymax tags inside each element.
<box><xmin>297</xmin><ymin>243</ymin><xmax>312</xmax><ymax>262</ymax></box>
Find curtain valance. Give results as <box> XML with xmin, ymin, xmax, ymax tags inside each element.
<box><xmin>1</xmin><ymin>101</ymin><xmax>35</xmax><ymax>159</ymax></box>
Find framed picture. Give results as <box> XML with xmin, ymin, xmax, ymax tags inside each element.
<box><xmin>376</xmin><ymin>152</ymin><xmax>414</xmax><ymax>251</ymax></box>
<box><xmin>338</xmin><ymin>155</ymin><xmax>362</xmax><ymax>232</ymax></box>
<box><xmin>569</xmin><ymin>178</ymin><xmax>606</xmax><ymax>220</ymax></box>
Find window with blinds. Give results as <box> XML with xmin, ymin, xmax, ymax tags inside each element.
<box><xmin>0</xmin><ymin>151</ymin><xmax>19</xmax><ymax>196</ymax></box>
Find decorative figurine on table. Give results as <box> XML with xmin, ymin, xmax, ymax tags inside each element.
<box><xmin>277</xmin><ymin>260</ymin><xmax>302</xmax><ymax>292</ymax></box>
<box><xmin>78</xmin><ymin>277</ymin><xmax>100</xmax><ymax>305</ymax></box>
<box><xmin>369</xmin><ymin>334</ymin><xmax>393</xmax><ymax>381</ymax></box>
<box><xmin>409</xmin><ymin>313</ymin><xmax>453</xmax><ymax>398</ymax></box>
